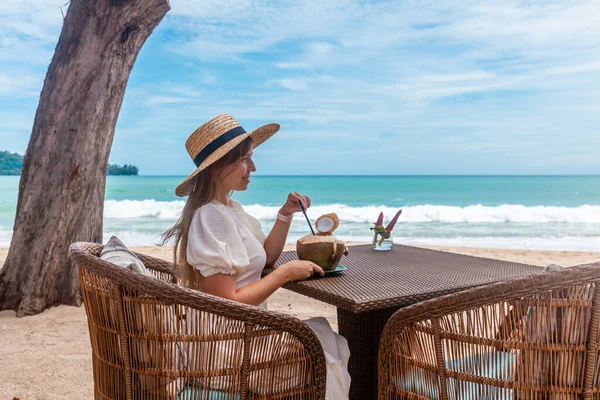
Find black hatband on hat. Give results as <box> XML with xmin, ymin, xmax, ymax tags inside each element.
<box><xmin>193</xmin><ymin>126</ymin><xmax>247</xmax><ymax>167</ymax></box>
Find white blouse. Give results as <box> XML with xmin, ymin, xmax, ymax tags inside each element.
<box><xmin>186</xmin><ymin>198</ymin><xmax>267</xmax><ymax>291</ymax></box>
<box><xmin>185</xmin><ymin>198</ymin><xmax>351</xmax><ymax>399</ymax></box>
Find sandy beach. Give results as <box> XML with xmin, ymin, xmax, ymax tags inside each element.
<box><xmin>1</xmin><ymin>244</ymin><xmax>599</xmax><ymax>399</ymax></box>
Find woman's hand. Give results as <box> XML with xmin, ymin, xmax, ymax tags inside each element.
<box><xmin>277</xmin><ymin>260</ymin><xmax>324</xmax><ymax>281</ymax></box>
<box><xmin>202</xmin><ymin>261</ymin><xmax>323</xmax><ymax>306</ymax></box>
<box><xmin>264</xmin><ymin>192</ymin><xmax>310</xmax><ymax>266</ymax></box>
<box><xmin>279</xmin><ymin>192</ymin><xmax>312</xmax><ymax>216</ymax></box>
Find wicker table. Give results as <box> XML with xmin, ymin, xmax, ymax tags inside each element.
<box><xmin>269</xmin><ymin>244</ymin><xmax>543</xmax><ymax>399</ymax></box>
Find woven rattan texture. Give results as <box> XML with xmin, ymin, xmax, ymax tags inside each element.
<box><xmin>185</xmin><ymin>114</ymin><xmax>242</xmax><ymax>159</ymax></box>
<box><xmin>69</xmin><ymin>242</ymin><xmax>327</xmax><ymax>400</ymax></box>
<box><xmin>378</xmin><ymin>260</ymin><xmax>600</xmax><ymax>400</ymax></box>
<box><xmin>272</xmin><ymin>244</ymin><xmax>543</xmax><ymax>312</ymax></box>
<box><xmin>176</xmin><ymin>114</ymin><xmax>279</xmax><ymax>196</ymax></box>
<box><xmin>338</xmin><ymin>308</ymin><xmax>398</xmax><ymax>398</ymax></box>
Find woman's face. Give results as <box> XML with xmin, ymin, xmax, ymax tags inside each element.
<box><xmin>216</xmin><ymin>148</ymin><xmax>256</xmax><ymax>192</ymax></box>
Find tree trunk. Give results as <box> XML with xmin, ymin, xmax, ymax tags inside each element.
<box><xmin>0</xmin><ymin>0</ymin><xmax>170</xmax><ymax>317</ymax></box>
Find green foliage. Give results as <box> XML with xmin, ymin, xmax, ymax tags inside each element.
<box><xmin>0</xmin><ymin>151</ymin><xmax>24</xmax><ymax>175</ymax></box>
<box><xmin>370</xmin><ymin>224</ymin><xmax>391</xmax><ymax>246</ymax></box>
<box><xmin>0</xmin><ymin>153</ymin><xmax>139</xmax><ymax>176</ymax></box>
<box><xmin>107</xmin><ymin>164</ymin><xmax>139</xmax><ymax>176</ymax></box>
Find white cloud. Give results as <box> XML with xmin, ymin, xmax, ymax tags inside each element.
<box><xmin>546</xmin><ymin>62</ymin><xmax>600</xmax><ymax>76</ymax></box>
<box><xmin>0</xmin><ymin>0</ymin><xmax>64</xmax><ymax>99</ymax></box>
<box><xmin>145</xmin><ymin>96</ymin><xmax>189</xmax><ymax>105</ymax></box>
<box><xmin>0</xmin><ymin>72</ymin><xmax>42</xmax><ymax>97</ymax></box>
<box><xmin>1</xmin><ymin>0</ymin><xmax>599</xmax><ymax>174</ymax></box>
<box><xmin>160</xmin><ymin>0</ymin><xmax>600</xmax><ymax>115</ymax></box>
<box><xmin>202</xmin><ymin>75</ymin><xmax>217</xmax><ymax>85</ymax></box>
<box><xmin>274</xmin><ymin>78</ymin><xmax>308</xmax><ymax>90</ymax></box>
<box><xmin>308</xmin><ymin>42</ymin><xmax>334</xmax><ymax>54</ymax></box>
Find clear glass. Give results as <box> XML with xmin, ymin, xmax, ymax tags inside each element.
<box><xmin>372</xmin><ymin>230</ymin><xmax>393</xmax><ymax>251</ymax></box>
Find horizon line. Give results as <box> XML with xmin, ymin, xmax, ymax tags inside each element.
<box><xmin>2</xmin><ymin>174</ymin><xmax>600</xmax><ymax>178</ymax></box>
<box><xmin>131</xmin><ymin>174</ymin><xmax>600</xmax><ymax>177</ymax></box>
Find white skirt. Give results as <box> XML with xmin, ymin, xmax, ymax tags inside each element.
<box><xmin>175</xmin><ymin>316</ymin><xmax>351</xmax><ymax>400</ymax></box>
<box><xmin>303</xmin><ymin>317</ymin><xmax>351</xmax><ymax>400</ymax></box>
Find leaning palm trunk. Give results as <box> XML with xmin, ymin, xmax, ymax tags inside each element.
<box><xmin>0</xmin><ymin>0</ymin><xmax>169</xmax><ymax>316</ymax></box>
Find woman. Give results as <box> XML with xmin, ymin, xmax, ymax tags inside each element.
<box><xmin>163</xmin><ymin>114</ymin><xmax>350</xmax><ymax>399</ymax></box>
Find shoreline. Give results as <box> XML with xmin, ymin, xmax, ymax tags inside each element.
<box><xmin>3</xmin><ymin>242</ymin><xmax>600</xmax><ymax>268</ymax></box>
<box><xmin>120</xmin><ymin>243</ymin><xmax>600</xmax><ymax>267</ymax></box>
<box><xmin>1</xmin><ymin>243</ymin><xmax>599</xmax><ymax>398</ymax></box>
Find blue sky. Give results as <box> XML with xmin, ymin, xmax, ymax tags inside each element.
<box><xmin>1</xmin><ymin>0</ymin><xmax>599</xmax><ymax>175</ymax></box>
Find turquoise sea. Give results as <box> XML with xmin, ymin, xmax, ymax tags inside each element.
<box><xmin>1</xmin><ymin>175</ymin><xmax>600</xmax><ymax>250</ymax></box>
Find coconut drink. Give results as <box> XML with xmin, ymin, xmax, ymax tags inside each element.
<box><xmin>296</xmin><ymin>213</ymin><xmax>348</xmax><ymax>271</ymax></box>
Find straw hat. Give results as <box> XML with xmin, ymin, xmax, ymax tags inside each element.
<box><xmin>175</xmin><ymin>114</ymin><xmax>279</xmax><ymax>196</ymax></box>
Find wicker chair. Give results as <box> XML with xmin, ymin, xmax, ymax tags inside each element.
<box><xmin>69</xmin><ymin>242</ymin><xmax>327</xmax><ymax>400</ymax></box>
<box><xmin>378</xmin><ymin>261</ymin><xmax>600</xmax><ymax>400</ymax></box>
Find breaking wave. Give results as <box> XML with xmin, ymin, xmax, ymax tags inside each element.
<box><xmin>103</xmin><ymin>200</ymin><xmax>600</xmax><ymax>224</ymax></box>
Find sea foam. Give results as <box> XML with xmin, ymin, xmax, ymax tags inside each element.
<box><xmin>104</xmin><ymin>199</ymin><xmax>186</xmax><ymax>219</ymax></box>
<box><xmin>103</xmin><ymin>200</ymin><xmax>600</xmax><ymax>224</ymax></box>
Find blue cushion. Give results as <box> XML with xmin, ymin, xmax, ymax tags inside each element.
<box><xmin>446</xmin><ymin>351</ymin><xmax>516</xmax><ymax>380</ymax></box>
<box><xmin>394</xmin><ymin>352</ymin><xmax>516</xmax><ymax>399</ymax></box>
<box><xmin>177</xmin><ymin>387</ymin><xmax>240</xmax><ymax>400</ymax></box>
<box><xmin>446</xmin><ymin>351</ymin><xmax>516</xmax><ymax>400</ymax></box>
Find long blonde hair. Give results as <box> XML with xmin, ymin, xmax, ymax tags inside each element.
<box><xmin>161</xmin><ymin>137</ymin><xmax>253</xmax><ymax>288</ymax></box>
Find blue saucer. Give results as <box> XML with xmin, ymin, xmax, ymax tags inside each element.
<box><xmin>323</xmin><ymin>264</ymin><xmax>347</xmax><ymax>276</ymax></box>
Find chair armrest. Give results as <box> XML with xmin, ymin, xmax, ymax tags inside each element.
<box><xmin>120</xmin><ymin>273</ymin><xmax>327</xmax><ymax>398</ymax></box>
<box><xmin>134</xmin><ymin>250</ymin><xmax>179</xmax><ymax>284</ymax></box>
<box><xmin>381</xmin><ymin>261</ymin><xmax>600</xmax><ymax>338</ymax></box>
<box><xmin>145</xmin><ymin>273</ymin><xmax>326</xmax><ymax>362</ymax></box>
<box><xmin>69</xmin><ymin>242</ymin><xmax>327</xmax><ymax>398</ymax></box>
<box><xmin>378</xmin><ymin>261</ymin><xmax>600</xmax><ymax>399</ymax></box>
<box><xmin>135</xmin><ymin>251</ymin><xmax>176</xmax><ymax>275</ymax></box>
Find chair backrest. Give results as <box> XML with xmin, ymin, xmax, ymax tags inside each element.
<box><xmin>69</xmin><ymin>242</ymin><xmax>326</xmax><ymax>400</ymax></box>
<box><xmin>378</xmin><ymin>260</ymin><xmax>600</xmax><ymax>400</ymax></box>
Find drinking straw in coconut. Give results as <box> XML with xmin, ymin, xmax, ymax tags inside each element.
<box><xmin>298</xmin><ymin>200</ymin><xmax>316</xmax><ymax>235</ymax></box>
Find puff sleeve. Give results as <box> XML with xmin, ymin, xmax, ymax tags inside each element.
<box><xmin>186</xmin><ymin>204</ymin><xmax>250</xmax><ymax>277</ymax></box>
<box><xmin>227</xmin><ymin>199</ymin><xmax>267</xmax><ymax>245</ymax></box>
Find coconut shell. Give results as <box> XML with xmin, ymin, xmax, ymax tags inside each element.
<box><xmin>315</xmin><ymin>213</ymin><xmax>340</xmax><ymax>235</ymax></box>
<box><xmin>296</xmin><ymin>234</ymin><xmax>346</xmax><ymax>271</ymax></box>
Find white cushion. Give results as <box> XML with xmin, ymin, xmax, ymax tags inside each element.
<box><xmin>100</xmin><ymin>235</ymin><xmax>153</xmax><ymax>277</ymax></box>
